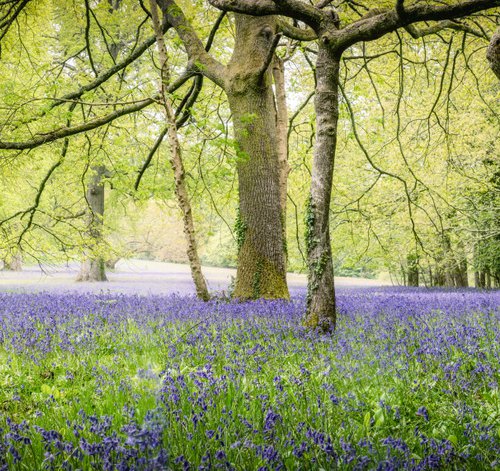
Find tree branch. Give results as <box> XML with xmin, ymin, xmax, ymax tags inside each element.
<box><xmin>157</xmin><ymin>0</ymin><xmax>226</xmax><ymax>89</ymax></box>
<box><xmin>134</xmin><ymin>124</ymin><xmax>169</xmax><ymax>191</ymax></box>
<box><xmin>207</xmin><ymin>0</ymin><xmax>324</xmax><ymax>29</ymax></box>
<box><xmin>335</xmin><ymin>0</ymin><xmax>500</xmax><ymax>53</ymax></box>
<box><xmin>403</xmin><ymin>19</ymin><xmax>488</xmax><ymax>39</ymax></box>
<box><xmin>0</xmin><ymin>0</ymin><xmax>30</xmax><ymax>43</ymax></box>
<box><xmin>258</xmin><ymin>32</ymin><xmax>282</xmax><ymax>82</ymax></box>
<box><xmin>0</xmin><ymin>70</ymin><xmax>194</xmax><ymax>151</ymax></box>
<box><xmin>50</xmin><ymin>32</ymin><xmax>166</xmax><ymax>112</ymax></box>
<box><xmin>278</xmin><ymin>18</ymin><xmax>317</xmax><ymax>41</ymax></box>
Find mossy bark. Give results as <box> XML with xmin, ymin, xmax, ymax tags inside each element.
<box><xmin>304</xmin><ymin>40</ymin><xmax>339</xmax><ymax>332</ymax></box>
<box><xmin>227</xmin><ymin>15</ymin><xmax>289</xmax><ymax>300</ymax></box>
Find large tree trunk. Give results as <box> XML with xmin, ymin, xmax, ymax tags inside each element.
<box><xmin>151</xmin><ymin>0</ymin><xmax>210</xmax><ymax>301</ymax></box>
<box><xmin>304</xmin><ymin>43</ymin><xmax>339</xmax><ymax>332</ymax></box>
<box><xmin>77</xmin><ymin>165</ymin><xmax>108</xmax><ymax>282</ymax></box>
<box><xmin>226</xmin><ymin>15</ymin><xmax>289</xmax><ymax>300</ymax></box>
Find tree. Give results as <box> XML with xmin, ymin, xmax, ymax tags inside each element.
<box><xmin>149</xmin><ymin>0</ymin><xmax>210</xmax><ymax>300</ymax></box>
<box><xmin>208</xmin><ymin>0</ymin><xmax>499</xmax><ymax>330</ymax></box>
<box><xmin>157</xmin><ymin>1</ymin><xmax>290</xmax><ymax>299</ymax></box>
<box><xmin>0</xmin><ymin>0</ymin><xmax>291</xmax><ymax>300</ymax></box>
<box><xmin>0</xmin><ymin>0</ymin><xmax>498</xmax><ymax>312</ymax></box>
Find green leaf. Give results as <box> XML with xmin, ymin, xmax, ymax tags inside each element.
<box><xmin>364</xmin><ymin>411</ymin><xmax>371</xmax><ymax>429</ymax></box>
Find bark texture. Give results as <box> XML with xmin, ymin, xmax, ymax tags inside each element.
<box><xmin>487</xmin><ymin>29</ymin><xmax>500</xmax><ymax>80</ymax></box>
<box><xmin>151</xmin><ymin>0</ymin><xmax>210</xmax><ymax>301</ymax></box>
<box><xmin>304</xmin><ymin>41</ymin><xmax>339</xmax><ymax>332</ymax></box>
<box><xmin>272</xmin><ymin>56</ymin><xmax>290</xmax><ymax>228</ymax></box>
<box><xmin>77</xmin><ymin>165</ymin><xmax>108</xmax><ymax>282</ymax></box>
<box><xmin>227</xmin><ymin>14</ymin><xmax>289</xmax><ymax>299</ymax></box>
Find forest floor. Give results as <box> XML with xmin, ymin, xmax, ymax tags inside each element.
<box><xmin>0</xmin><ymin>259</ymin><xmax>390</xmax><ymax>295</ymax></box>
<box><xmin>1</xmin><ymin>289</ymin><xmax>499</xmax><ymax>469</ymax></box>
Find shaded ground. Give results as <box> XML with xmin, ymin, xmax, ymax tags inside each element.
<box><xmin>0</xmin><ymin>259</ymin><xmax>390</xmax><ymax>295</ymax></box>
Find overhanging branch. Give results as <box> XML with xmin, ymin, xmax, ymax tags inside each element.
<box><xmin>335</xmin><ymin>0</ymin><xmax>499</xmax><ymax>52</ymax></box>
<box><xmin>0</xmin><ymin>70</ymin><xmax>194</xmax><ymax>151</ymax></box>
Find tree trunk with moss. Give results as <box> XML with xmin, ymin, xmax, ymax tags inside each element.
<box><xmin>226</xmin><ymin>15</ymin><xmax>289</xmax><ymax>300</ymax></box>
<box><xmin>159</xmin><ymin>5</ymin><xmax>288</xmax><ymax>299</ymax></box>
<box><xmin>304</xmin><ymin>42</ymin><xmax>339</xmax><ymax>332</ymax></box>
<box><xmin>77</xmin><ymin>165</ymin><xmax>108</xmax><ymax>282</ymax></box>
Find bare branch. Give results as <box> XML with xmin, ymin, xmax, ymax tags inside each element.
<box><xmin>134</xmin><ymin>125</ymin><xmax>169</xmax><ymax>191</ymax></box>
<box><xmin>335</xmin><ymin>0</ymin><xmax>500</xmax><ymax>52</ymax></box>
<box><xmin>0</xmin><ymin>70</ymin><xmax>194</xmax><ymax>151</ymax></box>
<box><xmin>404</xmin><ymin>19</ymin><xmax>488</xmax><ymax>39</ymax></box>
<box><xmin>207</xmin><ymin>0</ymin><xmax>325</xmax><ymax>29</ymax></box>
<box><xmin>278</xmin><ymin>18</ymin><xmax>317</xmax><ymax>41</ymax></box>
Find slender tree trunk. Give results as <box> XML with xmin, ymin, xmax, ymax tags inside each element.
<box><xmin>272</xmin><ymin>56</ymin><xmax>290</xmax><ymax>231</ymax></box>
<box><xmin>77</xmin><ymin>165</ymin><xmax>108</xmax><ymax>282</ymax></box>
<box><xmin>151</xmin><ymin>0</ymin><xmax>209</xmax><ymax>301</ymax></box>
<box><xmin>227</xmin><ymin>15</ymin><xmax>289</xmax><ymax>300</ymax></box>
<box><xmin>304</xmin><ymin>43</ymin><xmax>339</xmax><ymax>332</ymax></box>
<box><xmin>486</xmin><ymin>269</ymin><xmax>492</xmax><ymax>289</ymax></box>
